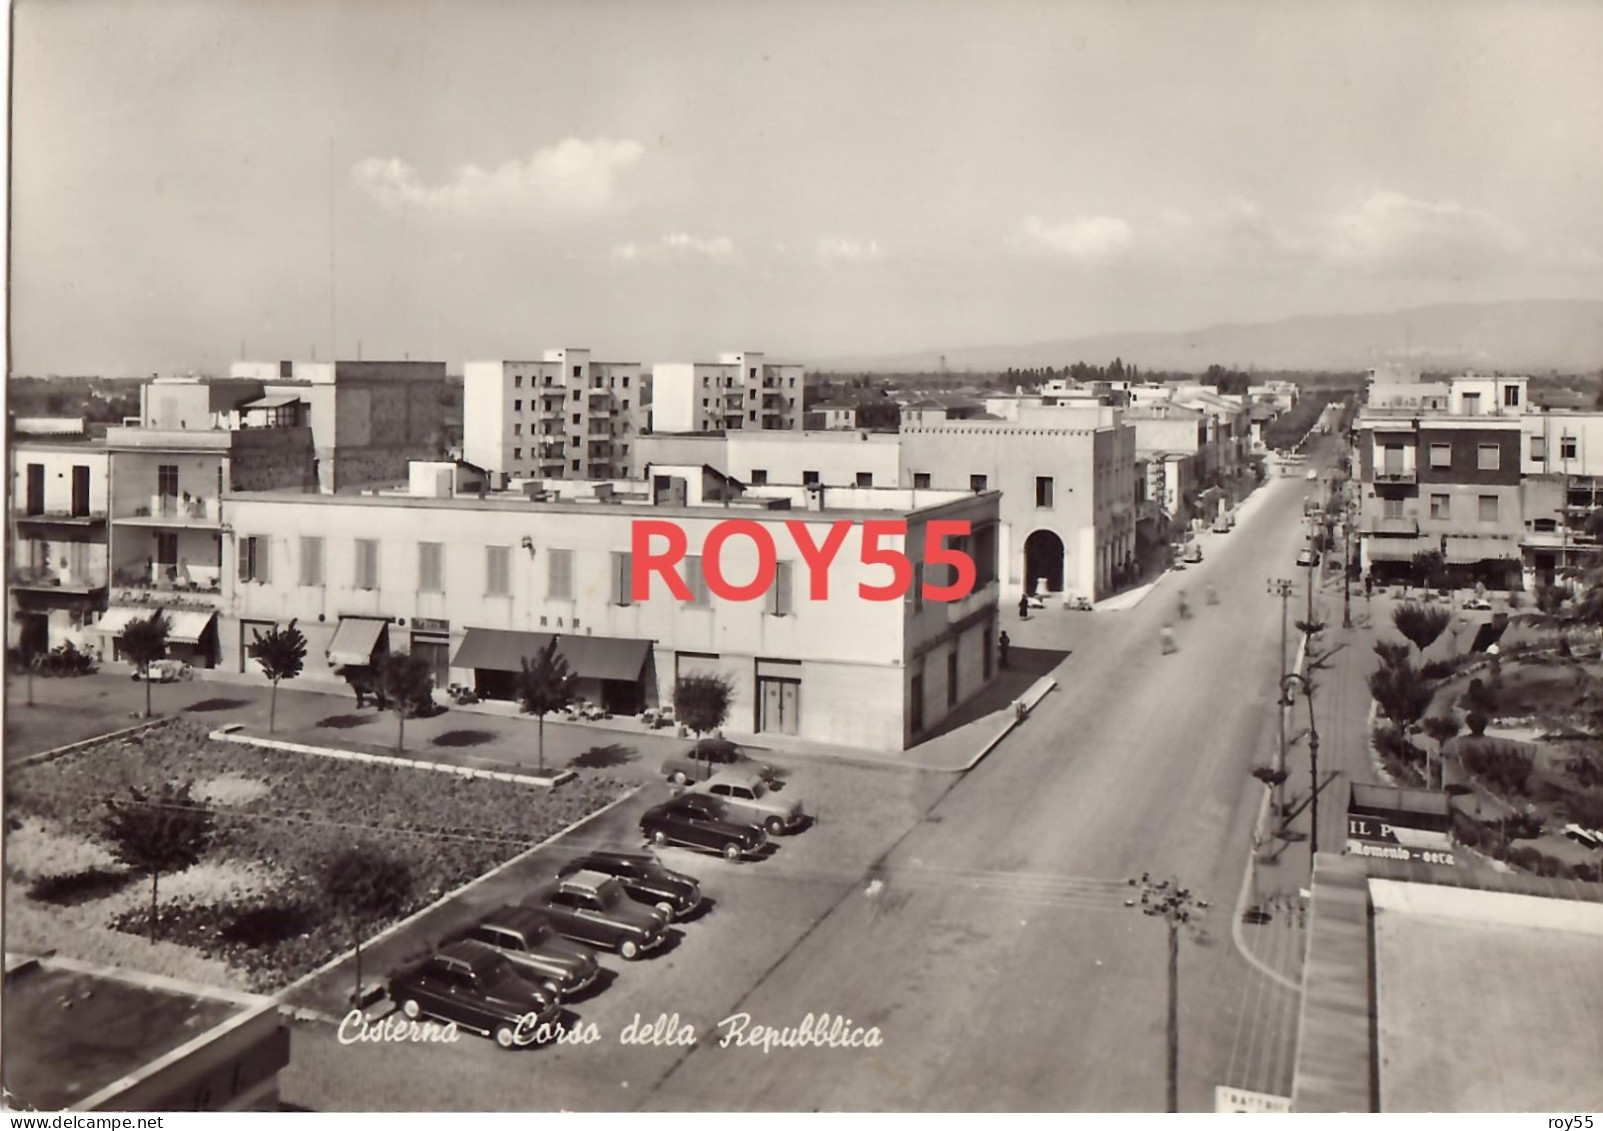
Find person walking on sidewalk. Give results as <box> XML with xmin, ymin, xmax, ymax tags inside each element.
<box><xmin>1160</xmin><ymin>623</ymin><xmax>1177</xmax><ymax>654</ymax></box>
<box><xmin>998</xmin><ymin>630</ymin><xmax>1012</xmax><ymax>669</ymax></box>
<box><xmin>1018</xmin><ymin>593</ymin><xmax>1030</xmax><ymax>619</ymax></box>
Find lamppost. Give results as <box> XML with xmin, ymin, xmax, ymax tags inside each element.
<box><xmin>1267</xmin><ymin>578</ymin><xmax>1293</xmax><ymax>815</ymax></box>
<box><xmin>1125</xmin><ymin>873</ymin><xmax>1207</xmax><ymax>1113</ymax></box>
<box><xmin>1280</xmin><ymin>671</ymin><xmax>1320</xmax><ymax>865</ymax></box>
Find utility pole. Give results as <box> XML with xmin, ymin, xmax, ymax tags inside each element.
<box><xmin>1125</xmin><ymin>874</ymin><xmax>1206</xmax><ymax>1113</ymax></box>
<box><xmin>1267</xmin><ymin>578</ymin><xmax>1293</xmax><ymax>815</ymax></box>
<box><xmin>1281</xmin><ymin>670</ymin><xmax>1322</xmax><ymax>865</ymax></box>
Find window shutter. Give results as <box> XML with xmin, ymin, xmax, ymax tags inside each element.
<box><xmin>258</xmin><ymin>539</ymin><xmax>271</xmax><ymax>584</ymax></box>
<box><xmin>612</xmin><ymin>551</ymin><xmax>632</xmax><ymax>605</ymax></box>
<box><xmin>239</xmin><ymin>538</ymin><xmax>251</xmax><ymax>583</ymax></box>
<box><xmin>769</xmin><ymin>560</ymin><xmax>793</xmax><ymax>616</ymax></box>
<box><xmin>685</xmin><ymin>556</ymin><xmax>705</xmax><ymax>606</ymax></box>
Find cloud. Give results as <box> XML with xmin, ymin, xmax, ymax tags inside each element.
<box><xmin>352</xmin><ymin>138</ymin><xmax>645</xmax><ymax>222</ymax></box>
<box><xmin>1015</xmin><ymin>215</ymin><xmax>1134</xmax><ymax>263</ymax></box>
<box><xmin>1313</xmin><ymin>191</ymin><xmax>1524</xmax><ymax>275</ymax></box>
<box><xmin>611</xmin><ymin>232</ymin><xmax>737</xmax><ymax>263</ymax></box>
<box><xmin>815</xmin><ymin>236</ymin><xmax>885</xmax><ymax>265</ymax></box>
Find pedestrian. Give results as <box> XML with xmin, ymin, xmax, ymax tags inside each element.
<box><xmin>998</xmin><ymin>630</ymin><xmax>1011</xmax><ymax>669</ymax></box>
<box><xmin>1160</xmin><ymin>623</ymin><xmax>1177</xmax><ymax>654</ymax></box>
<box><xmin>1177</xmin><ymin>590</ymin><xmax>1190</xmax><ymax>620</ymax></box>
<box><xmin>1018</xmin><ymin>593</ymin><xmax>1030</xmax><ymax>619</ymax></box>
<box><xmin>1364</xmin><ymin>572</ymin><xmax>1374</xmax><ymax>600</ymax></box>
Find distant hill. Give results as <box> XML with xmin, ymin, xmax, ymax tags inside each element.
<box><xmin>813</xmin><ymin>300</ymin><xmax>1603</xmax><ymax>374</ymax></box>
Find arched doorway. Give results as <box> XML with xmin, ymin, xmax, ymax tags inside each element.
<box><xmin>1023</xmin><ymin>529</ymin><xmax>1065</xmax><ymax>595</ymax></box>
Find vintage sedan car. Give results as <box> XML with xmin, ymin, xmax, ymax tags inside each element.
<box><xmin>387</xmin><ymin>940</ymin><xmax>561</xmax><ymax>1049</ymax></box>
<box><xmin>522</xmin><ymin>871</ymin><xmax>668</xmax><ymax>959</ymax></box>
<box><xmin>660</xmin><ymin>738</ymin><xmax>779</xmax><ymax>786</ymax></box>
<box><xmin>686</xmin><ymin>767</ymin><xmax>806</xmax><ymax>836</ymax></box>
<box><xmin>455</xmin><ymin>906</ymin><xmax>601</xmax><ymax>999</ymax></box>
<box><xmin>1462</xmin><ymin>596</ymin><xmax>1494</xmax><ymax>611</ymax></box>
<box><xmin>557</xmin><ymin>849</ymin><xmax>701</xmax><ymax>920</ymax></box>
<box><xmin>1295</xmin><ymin>547</ymin><xmax>1320</xmax><ymax>567</ymax></box>
<box><xmin>131</xmin><ymin>658</ymin><xmax>192</xmax><ymax>682</ymax></box>
<box><xmin>640</xmin><ymin>793</ymin><xmax>768</xmax><ymax>861</ymax></box>
<box><xmin>1181</xmin><ymin>542</ymin><xmax>1203</xmax><ymax>564</ymax></box>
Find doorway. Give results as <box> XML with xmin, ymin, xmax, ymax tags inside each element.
<box><xmin>757</xmin><ymin>677</ymin><xmax>800</xmax><ymax>735</ymax></box>
<box><xmin>1024</xmin><ymin>529</ymin><xmax>1065</xmax><ymax>594</ymax></box>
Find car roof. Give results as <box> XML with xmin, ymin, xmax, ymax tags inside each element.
<box><xmin>559</xmin><ymin>869</ymin><xmax>617</xmax><ymax>892</ymax></box>
<box><xmin>478</xmin><ymin>905</ymin><xmax>550</xmax><ymax>934</ymax></box>
<box><xmin>437</xmin><ymin>939</ymin><xmax>502</xmax><ymax>975</ymax></box>
<box><xmin>699</xmin><ymin>767</ymin><xmax>765</xmax><ymax>789</ymax></box>
<box><xmin>577</xmin><ymin>848</ymin><xmax>655</xmax><ymax>866</ymax></box>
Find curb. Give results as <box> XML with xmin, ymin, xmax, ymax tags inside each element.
<box><xmin>271</xmin><ymin>783</ymin><xmax>645</xmax><ymax>1011</ymax></box>
<box><xmin>948</xmin><ymin>676</ymin><xmax>1059</xmax><ymax>775</ymax></box>
<box><xmin>207</xmin><ymin>725</ymin><xmax>575</xmax><ymax>789</ymax></box>
<box><xmin>10</xmin><ymin>716</ymin><xmax>175</xmax><ymax>770</ymax></box>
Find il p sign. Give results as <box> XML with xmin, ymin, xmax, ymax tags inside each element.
<box><xmin>630</xmin><ymin>519</ymin><xmax>976</xmax><ymax>602</ymax></box>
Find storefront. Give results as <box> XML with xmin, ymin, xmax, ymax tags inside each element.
<box><xmin>452</xmin><ymin>627</ymin><xmax>655</xmax><ymax>714</ymax></box>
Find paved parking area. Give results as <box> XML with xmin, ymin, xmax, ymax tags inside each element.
<box><xmin>278</xmin><ymin>754</ymin><xmax>948</xmax><ymax>1111</ymax></box>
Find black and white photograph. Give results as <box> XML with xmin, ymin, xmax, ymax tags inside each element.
<box><xmin>3</xmin><ymin>0</ymin><xmax>1602</xmax><ymax>1117</ymax></box>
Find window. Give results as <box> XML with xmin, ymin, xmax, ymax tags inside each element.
<box><xmin>70</xmin><ymin>465</ymin><xmax>91</xmax><ymax>516</ymax></box>
<box><xmin>1430</xmin><ymin>494</ymin><xmax>1450</xmax><ymax>519</ymax></box>
<box><xmin>611</xmin><ymin>551</ymin><xmax>632</xmax><ymax>605</ymax></box>
<box><xmin>513</xmin><ymin>447</ymin><xmax>522</xmax><ymax>460</ymax></box>
<box><xmin>573</xmin><ymin>365</ymin><xmax>582</xmax><ymax>379</ymax></box>
<box><xmin>299</xmin><ymin>537</ymin><xmax>324</xmax><ymax>586</ymax></box>
<box><xmin>767</xmin><ymin>561</ymin><xmax>793</xmax><ymax>616</ymax></box>
<box><xmin>157</xmin><ymin>464</ymin><xmax>179</xmax><ymax>499</ymax></box>
<box><xmin>909</xmin><ymin>472</ymin><xmax>930</xmax><ymax>489</ymax></box>
<box><xmin>912</xmin><ymin>561</ymin><xmax>924</xmax><ymax>611</ymax></box>
<box><xmin>750</xmin><ymin>410</ymin><xmax>757</xmax><ymax>422</ymax></box>
<box><xmin>1035</xmin><ymin>476</ymin><xmax>1055</xmax><ymax>508</ymax></box>
<box><xmin>1477</xmin><ymin>444</ymin><xmax>1500</xmax><ymax>471</ymax></box>
<box><xmin>355</xmin><ymin>539</ymin><xmax>379</xmax><ymax>590</ymax></box>
<box><xmin>571</xmin><ymin>459</ymin><xmax>580</xmax><ymax>470</ymax></box>
<box><xmin>856</xmin><ymin>472</ymin><xmax>873</xmax><ymax>487</ymax></box>
<box><xmin>571</xmin><ymin>413</ymin><xmax>581</xmax><ymax>425</ymax></box>
<box><xmin>239</xmin><ymin>536</ymin><xmax>270</xmax><ymax>583</ymax></box>
<box><xmin>514</xmin><ymin>375</ymin><xmax>523</xmax><ymax>388</ymax></box>
<box><xmin>623</xmin><ymin>375</ymin><xmax>630</xmax><ymax>389</ymax></box>
<box><xmin>513</xmin><ymin>399</ymin><xmax>522</xmax><ymax>412</ymax></box>
<box><xmin>1382</xmin><ymin>497</ymin><xmax>1404</xmax><ymax>519</ymax></box>
<box><xmin>419</xmin><ymin>542</ymin><xmax>443</xmax><ymax>592</ymax></box>
<box><xmin>1563</xmin><ymin>436</ymin><xmax>1578</xmax><ymax>460</ymax></box>
<box><xmin>1429</xmin><ymin>443</ymin><xmax>1452</xmax><ymax>469</ymax></box>
<box><xmin>1530</xmin><ymin>436</ymin><xmax>1546</xmax><ymax>461</ymax></box>
<box><xmin>750</xmin><ymin>469</ymin><xmax>768</xmax><ymax>486</ymax></box>
<box><xmin>1462</xmin><ymin>392</ymin><xmax>1481</xmax><ymax>415</ymax></box>
<box><xmin>947</xmin><ymin>650</ymin><xmax>959</xmax><ymax>707</ymax></box>
<box><xmin>749</xmin><ymin>367</ymin><xmax>757</xmax><ymax>380</ymax></box>
<box><xmin>486</xmin><ymin>546</ymin><xmax>511</xmax><ymax>596</ymax></box>
<box><xmin>802</xmin><ymin>471</ymin><xmax>820</xmax><ymax>486</ymax></box>
<box><xmin>548</xmin><ymin>549</ymin><xmax>573</xmax><ymax>599</ymax></box>
<box><xmin>1479</xmin><ymin>495</ymin><xmax>1499</xmax><ymax>521</ymax></box>
<box><xmin>1503</xmin><ymin>385</ymin><xmax>1520</xmax><ymax>407</ymax></box>
<box><xmin>971</xmin><ymin>474</ymin><xmax>988</xmax><ymax>493</ymax></box>
<box><xmin>684</xmin><ymin>556</ymin><xmax>711</xmax><ymax>606</ymax></box>
<box><xmin>622</xmin><ymin>399</ymin><xmax>630</xmax><ymax>410</ymax></box>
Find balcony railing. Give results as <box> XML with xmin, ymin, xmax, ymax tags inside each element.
<box><xmin>9</xmin><ymin>565</ymin><xmax>108</xmax><ymax>592</ymax></box>
<box><xmin>1366</xmin><ymin>515</ymin><xmax>1420</xmax><ymax>536</ymax></box>
<box><xmin>1373</xmin><ymin>469</ymin><xmax>1416</xmax><ymax>485</ymax></box>
<box><xmin>111</xmin><ymin>561</ymin><xmax>222</xmax><ymax>598</ymax></box>
<box><xmin>15</xmin><ymin>509</ymin><xmax>107</xmax><ymax>527</ymax></box>
<box><xmin>117</xmin><ymin>495</ymin><xmax>220</xmax><ymax>526</ymax></box>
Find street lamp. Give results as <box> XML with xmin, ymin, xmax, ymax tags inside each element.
<box><xmin>1280</xmin><ymin>671</ymin><xmax>1320</xmax><ymax>864</ymax></box>
<box><xmin>1125</xmin><ymin>873</ymin><xmax>1207</xmax><ymax>1113</ymax></box>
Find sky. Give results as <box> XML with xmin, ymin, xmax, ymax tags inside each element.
<box><xmin>8</xmin><ymin>0</ymin><xmax>1603</xmax><ymax>376</ymax></box>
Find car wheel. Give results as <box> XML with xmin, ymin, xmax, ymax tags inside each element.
<box><xmin>723</xmin><ymin>842</ymin><xmax>743</xmax><ymax>862</ymax></box>
<box><xmin>619</xmin><ymin>938</ymin><xmax>640</xmax><ymax>960</ymax></box>
<box><xmin>655</xmin><ymin>900</ymin><xmax>676</xmax><ymax>919</ymax></box>
<box><xmin>494</xmin><ymin>1023</ymin><xmax>517</xmax><ymax>1049</ymax></box>
<box><xmin>400</xmin><ymin>998</ymin><xmax>421</xmax><ymax>1020</ymax></box>
<box><xmin>670</xmin><ymin>771</ymin><xmax>689</xmax><ymax>785</ymax></box>
<box><xmin>651</xmin><ymin>829</ymin><xmax>669</xmax><ymax>847</ymax></box>
<box><xmin>765</xmin><ymin>816</ymin><xmax>785</xmax><ymax>836</ymax></box>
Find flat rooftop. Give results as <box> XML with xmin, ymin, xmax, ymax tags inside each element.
<box><xmin>1371</xmin><ymin>879</ymin><xmax>1603</xmax><ymax>1112</ymax></box>
<box><xmin>1</xmin><ymin>956</ymin><xmax>259</xmax><ymax>1111</ymax></box>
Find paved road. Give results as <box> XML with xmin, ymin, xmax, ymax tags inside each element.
<box><xmin>615</xmin><ymin>468</ymin><xmax>1327</xmax><ymax>1111</ymax></box>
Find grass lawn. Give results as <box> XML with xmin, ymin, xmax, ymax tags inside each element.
<box><xmin>4</xmin><ymin>717</ymin><xmax>631</xmax><ymax>991</ymax></box>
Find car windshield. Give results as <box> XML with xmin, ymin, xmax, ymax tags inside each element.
<box><xmin>523</xmin><ymin>921</ymin><xmax>554</xmax><ymax>944</ymax></box>
<box><xmin>472</xmin><ymin>954</ymin><xmax>517</xmax><ymax>985</ymax></box>
<box><xmin>593</xmin><ymin>883</ymin><xmax>621</xmax><ymax>909</ymax></box>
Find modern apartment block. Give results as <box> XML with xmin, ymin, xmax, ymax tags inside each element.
<box><xmin>634</xmin><ymin>430</ymin><xmax>903</xmax><ymax>489</ymax></box>
<box><xmin>1519</xmin><ymin>404</ymin><xmax>1603</xmax><ymax>590</ymax></box>
<box><xmin>1355</xmin><ymin>374</ymin><xmax>1526</xmax><ymax>587</ymax></box>
<box><xmin>650</xmin><ymin>352</ymin><xmax>804</xmax><ymax>434</ymax></box>
<box><xmin>228</xmin><ymin>360</ymin><xmax>446</xmax><ymax>492</ymax></box>
<box><xmin>461</xmin><ymin>349</ymin><xmax>647</xmax><ymax>484</ymax></box>
<box><xmin>218</xmin><ymin>471</ymin><xmax>1000</xmax><ymax>751</ymax></box>
<box><xmin>7</xmin><ymin>438</ymin><xmax>112</xmax><ymax>657</ymax></box>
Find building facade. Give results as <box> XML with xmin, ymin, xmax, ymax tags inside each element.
<box><xmin>7</xmin><ymin>440</ymin><xmax>111</xmax><ymax>657</ymax></box>
<box><xmin>462</xmin><ymin>350</ymin><xmax>648</xmax><ymax>483</ymax></box>
<box><xmin>650</xmin><ymin>352</ymin><xmax>804</xmax><ymax>434</ymax></box>
<box><xmin>218</xmin><ymin>480</ymin><xmax>1000</xmax><ymax>751</ymax></box>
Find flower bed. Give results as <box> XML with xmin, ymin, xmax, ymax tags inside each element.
<box><xmin>6</xmin><ymin>717</ymin><xmax>630</xmax><ymax>990</ymax></box>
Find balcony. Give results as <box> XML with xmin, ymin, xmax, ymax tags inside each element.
<box><xmin>1373</xmin><ymin>469</ymin><xmax>1417</xmax><ymax>486</ymax></box>
<box><xmin>110</xmin><ymin>561</ymin><xmax>223</xmax><ymax>602</ymax></box>
<box><xmin>1365</xmin><ymin>515</ymin><xmax>1420</xmax><ymax>537</ymax></box>
<box><xmin>114</xmin><ymin>495</ymin><xmax>222</xmax><ymax>530</ymax></box>
<box><xmin>15</xmin><ymin>509</ymin><xmax>108</xmax><ymax>531</ymax></box>
<box><xmin>537</xmin><ymin>443</ymin><xmax>565</xmax><ymax>461</ymax></box>
<box><xmin>9</xmin><ymin>564</ymin><xmax>107</xmax><ymax>594</ymax></box>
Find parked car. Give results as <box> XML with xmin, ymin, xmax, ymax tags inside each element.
<box><xmin>640</xmin><ymin>793</ymin><xmax>768</xmax><ymax>861</ymax></box>
<box><xmin>1212</xmin><ymin>515</ymin><xmax>1233</xmax><ymax>533</ymax></box>
<box><xmin>1182</xmin><ymin>543</ymin><xmax>1203</xmax><ymax>564</ymax></box>
<box><xmin>131</xmin><ymin>658</ymin><xmax>192</xmax><ymax>682</ymax></box>
<box><xmin>556</xmin><ymin>849</ymin><xmax>702</xmax><ymax>920</ymax></box>
<box><xmin>522</xmin><ymin>871</ymin><xmax>669</xmax><ymax>959</ymax></box>
<box><xmin>1066</xmin><ymin>595</ymin><xmax>1094</xmax><ymax>611</ymax></box>
<box><xmin>661</xmin><ymin>738</ymin><xmax>778</xmax><ymax>786</ymax></box>
<box><xmin>1462</xmin><ymin>596</ymin><xmax>1493</xmax><ymax>611</ymax></box>
<box><xmin>1305</xmin><ymin>468</ymin><xmax>1319</xmax><ymax>481</ymax></box>
<box><xmin>455</xmin><ymin>906</ymin><xmax>601</xmax><ymax>999</ymax></box>
<box><xmin>1562</xmin><ymin>823</ymin><xmax>1603</xmax><ymax>850</ymax></box>
<box><xmin>387</xmin><ymin>940</ymin><xmax>561</xmax><ymax>1049</ymax></box>
<box><xmin>685</xmin><ymin>767</ymin><xmax>806</xmax><ymax>835</ymax></box>
<box><xmin>1296</xmin><ymin>547</ymin><xmax>1320</xmax><ymax>567</ymax></box>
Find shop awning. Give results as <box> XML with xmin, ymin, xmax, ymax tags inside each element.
<box><xmin>166</xmin><ymin>609</ymin><xmax>216</xmax><ymax>646</ymax></box>
<box><xmin>95</xmin><ymin>606</ymin><xmax>152</xmax><ymax>637</ymax></box>
<box><xmin>1442</xmin><ymin>537</ymin><xmax>1521</xmax><ymax>564</ymax></box>
<box><xmin>326</xmin><ymin>617</ymin><xmax>390</xmax><ymax>667</ymax></box>
<box><xmin>1364</xmin><ymin>538</ymin><xmax>1433</xmax><ymax>562</ymax></box>
<box><xmin>239</xmin><ymin>394</ymin><xmax>301</xmax><ymax>409</ymax></box>
<box><xmin>452</xmin><ymin>628</ymin><xmax>651</xmax><ymax>682</ymax></box>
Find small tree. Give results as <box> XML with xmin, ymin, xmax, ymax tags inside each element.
<box><xmin>119</xmin><ymin>612</ymin><xmax>171</xmax><ymax>719</ymax></box>
<box><xmin>247</xmin><ymin>619</ymin><xmax>307</xmax><ymax>733</ymax></box>
<box><xmin>1421</xmin><ymin>714</ymin><xmax>1461</xmax><ymax>790</ymax></box>
<box><xmin>375</xmin><ymin>651</ymin><xmax>435</xmax><ymax>752</ymax></box>
<box><xmin>1368</xmin><ymin>661</ymin><xmax>1432</xmax><ymax>731</ymax></box>
<box><xmin>673</xmin><ymin>673</ymin><xmax>733</xmax><ymax>777</ymax></box>
<box><xmin>1393</xmin><ymin>602</ymin><xmax>1451</xmax><ymax>657</ymax></box>
<box><xmin>518</xmin><ymin>637</ymin><xmax>576</xmax><ymax>773</ymax></box>
<box><xmin>1373</xmin><ymin>640</ymin><xmax>1412</xmax><ymax>671</ymax></box>
<box><xmin>100</xmin><ymin>780</ymin><xmax>215</xmax><ymax>943</ymax></box>
<box><xmin>322</xmin><ymin>844</ymin><xmax>413</xmax><ymax>1004</ymax></box>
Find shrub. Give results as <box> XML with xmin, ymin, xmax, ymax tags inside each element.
<box><xmin>1421</xmin><ymin>660</ymin><xmax>1456</xmax><ymax>683</ymax></box>
<box><xmin>37</xmin><ymin>642</ymin><xmax>98</xmax><ymax>678</ymax></box>
<box><xmin>1461</xmin><ymin>677</ymin><xmax>1498</xmax><ymax>714</ymax></box>
<box><xmin>1565</xmin><ymin>790</ymin><xmax>1603</xmax><ymax>830</ymax></box>
<box><xmin>1575</xmin><ymin>862</ymin><xmax>1600</xmax><ymax>883</ymax></box>
<box><xmin>1506</xmin><ymin>845</ymin><xmax>1542</xmax><ymax>873</ymax></box>
<box><xmin>1460</xmin><ymin>743</ymin><xmax>1534</xmax><ymax>795</ymax></box>
<box><xmin>1563</xmin><ymin>754</ymin><xmax>1603</xmax><ymax>790</ymax></box>
<box><xmin>1467</xmin><ymin>710</ymin><xmax>1488</xmax><ymax>736</ymax></box>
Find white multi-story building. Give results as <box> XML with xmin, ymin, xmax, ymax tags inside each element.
<box><xmin>462</xmin><ymin>350</ymin><xmax>647</xmax><ymax>484</ymax></box>
<box><xmin>8</xmin><ymin>439</ymin><xmax>111</xmax><ymax>657</ymax></box>
<box><xmin>218</xmin><ymin>472</ymin><xmax>1000</xmax><ymax>751</ymax></box>
<box><xmin>651</xmin><ymin>352</ymin><xmax>804</xmax><ymax>434</ymax></box>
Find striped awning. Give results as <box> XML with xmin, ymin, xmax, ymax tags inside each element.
<box><xmin>1442</xmin><ymin>537</ymin><xmax>1521</xmax><ymax>564</ymax></box>
<box><xmin>166</xmin><ymin>609</ymin><xmax>216</xmax><ymax>645</ymax></box>
<box><xmin>326</xmin><ymin>617</ymin><xmax>390</xmax><ymax>667</ymax></box>
<box><xmin>1364</xmin><ymin>538</ymin><xmax>1433</xmax><ymax>562</ymax></box>
<box><xmin>95</xmin><ymin>606</ymin><xmax>151</xmax><ymax>636</ymax></box>
<box><xmin>452</xmin><ymin>628</ymin><xmax>652</xmax><ymax>682</ymax></box>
